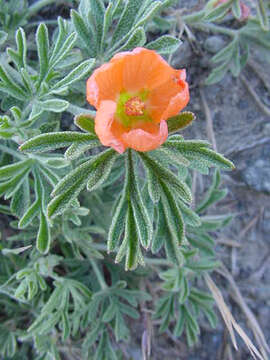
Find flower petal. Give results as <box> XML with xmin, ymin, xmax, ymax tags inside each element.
<box><xmin>148</xmin><ymin>69</ymin><xmax>189</xmax><ymax>123</ymax></box>
<box><xmin>86</xmin><ymin>60</ymin><xmax>124</xmax><ymax>108</ymax></box>
<box><xmin>112</xmin><ymin>47</ymin><xmax>175</xmax><ymax>93</ymax></box>
<box><xmin>95</xmin><ymin>100</ymin><xmax>126</xmax><ymax>154</ymax></box>
<box><xmin>121</xmin><ymin>120</ymin><xmax>168</xmax><ymax>152</ymax></box>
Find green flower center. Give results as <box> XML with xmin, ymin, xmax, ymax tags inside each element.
<box><xmin>116</xmin><ymin>90</ymin><xmax>152</xmax><ymax>128</ymax></box>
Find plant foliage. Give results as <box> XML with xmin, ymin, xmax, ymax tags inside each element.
<box><xmin>0</xmin><ymin>0</ymin><xmax>249</xmax><ymax>359</ymax></box>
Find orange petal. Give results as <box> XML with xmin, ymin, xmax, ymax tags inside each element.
<box><xmin>86</xmin><ymin>60</ymin><xmax>124</xmax><ymax>108</ymax></box>
<box><xmin>121</xmin><ymin>120</ymin><xmax>168</xmax><ymax>152</ymax></box>
<box><xmin>95</xmin><ymin>100</ymin><xmax>126</xmax><ymax>154</ymax></box>
<box><xmin>111</xmin><ymin>47</ymin><xmax>175</xmax><ymax>93</ymax></box>
<box><xmin>148</xmin><ymin>69</ymin><xmax>189</xmax><ymax>123</ymax></box>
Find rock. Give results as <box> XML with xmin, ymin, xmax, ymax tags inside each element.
<box><xmin>263</xmin><ymin>123</ymin><xmax>270</xmax><ymax>136</ymax></box>
<box><xmin>171</xmin><ymin>41</ymin><xmax>193</xmax><ymax>68</ymax></box>
<box><xmin>204</xmin><ymin>36</ymin><xmax>227</xmax><ymax>54</ymax></box>
<box><xmin>262</xmin><ymin>208</ymin><xmax>270</xmax><ymax>233</ymax></box>
<box><xmin>241</xmin><ymin>159</ymin><xmax>270</xmax><ymax>194</ymax></box>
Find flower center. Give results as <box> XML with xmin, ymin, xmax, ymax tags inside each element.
<box><xmin>124</xmin><ymin>96</ymin><xmax>145</xmax><ymax>116</ymax></box>
<box><xmin>116</xmin><ymin>91</ymin><xmax>151</xmax><ymax>128</ymax></box>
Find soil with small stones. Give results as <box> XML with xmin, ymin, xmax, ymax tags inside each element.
<box><xmin>2</xmin><ymin>1</ymin><xmax>270</xmax><ymax>359</ymax></box>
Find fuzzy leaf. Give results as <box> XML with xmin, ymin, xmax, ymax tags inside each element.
<box><xmin>39</xmin><ymin>99</ymin><xmax>69</xmax><ymax>113</ymax></box>
<box><xmin>139</xmin><ymin>152</ymin><xmax>192</xmax><ymax>204</ymax></box>
<box><xmin>50</xmin><ymin>59</ymin><xmax>95</xmax><ymax>93</ymax></box>
<box><xmin>48</xmin><ymin>150</ymin><xmax>116</xmax><ymax>218</ymax></box>
<box><xmin>19</xmin><ymin>132</ymin><xmax>98</xmax><ymax>153</ymax></box>
<box><xmin>36</xmin><ymin>23</ymin><xmax>49</xmax><ymax>82</ymax></box>
<box><xmin>37</xmin><ymin>211</ymin><xmax>51</xmax><ymax>254</ymax></box>
<box><xmin>115</xmin><ymin>27</ymin><xmax>146</xmax><ymax>53</ymax></box>
<box><xmin>108</xmin><ymin>193</ymin><xmax>128</xmax><ymax>252</ymax></box>
<box><xmin>74</xmin><ymin>114</ymin><xmax>96</xmax><ymax>136</ymax></box>
<box><xmin>112</xmin><ymin>0</ymin><xmax>145</xmax><ymax>43</ymax></box>
<box><xmin>146</xmin><ymin>35</ymin><xmax>181</xmax><ymax>54</ymax></box>
<box><xmin>167</xmin><ymin>112</ymin><xmax>195</xmax><ymax>134</ymax></box>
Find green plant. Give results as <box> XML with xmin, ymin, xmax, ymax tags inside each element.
<box><xmin>168</xmin><ymin>0</ymin><xmax>270</xmax><ymax>84</ymax></box>
<box><xmin>0</xmin><ymin>1</ymin><xmax>264</xmax><ymax>359</ymax></box>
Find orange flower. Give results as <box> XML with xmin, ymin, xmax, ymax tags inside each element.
<box><xmin>86</xmin><ymin>48</ymin><xmax>189</xmax><ymax>153</ymax></box>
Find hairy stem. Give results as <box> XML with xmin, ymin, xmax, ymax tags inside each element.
<box><xmin>89</xmin><ymin>258</ymin><xmax>107</xmax><ymax>290</ymax></box>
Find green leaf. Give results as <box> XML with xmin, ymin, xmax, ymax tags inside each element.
<box><xmin>10</xmin><ymin>177</ymin><xmax>30</xmax><ymax>218</ymax></box>
<box><xmin>146</xmin><ymin>35</ymin><xmax>181</xmax><ymax>54</ymax></box>
<box><xmin>0</xmin><ymin>159</ymin><xmax>32</xmax><ymax>180</ymax></box>
<box><xmin>257</xmin><ymin>0</ymin><xmax>269</xmax><ymax>31</ymax></box>
<box><xmin>187</xmin><ymin>259</ymin><xmax>220</xmax><ymax>271</ymax></box>
<box><xmin>174</xmin><ymin>308</ymin><xmax>185</xmax><ymax>337</ymax></box>
<box><xmin>101</xmin><ymin>2</ymin><xmax>113</xmax><ymax>52</ymax></box>
<box><xmin>179</xmin><ymin>278</ymin><xmax>190</xmax><ymax>304</ymax></box>
<box><xmin>152</xmin><ymin>203</ymin><xmax>167</xmax><ymax>253</ymax></box>
<box><xmin>18</xmin><ymin>199</ymin><xmax>40</xmax><ymax>229</ymax></box>
<box><xmin>139</xmin><ymin>152</ymin><xmax>192</xmax><ymax>204</ymax></box>
<box><xmin>50</xmin><ymin>59</ymin><xmax>95</xmax><ymax>93</ymax></box>
<box><xmin>0</xmin><ymin>167</ymin><xmax>30</xmax><ymax>199</ymax></box>
<box><xmin>177</xmin><ymin>199</ymin><xmax>201</xmax><ymax>227</ymax></box>
<box><xmin>136</xmin><ymin>1</ymin><xmax>162</xmax><ymax>28</ymax></box>
<box><xmin>36</xmin><ymin>23</ymin><xmax>49</xmax><ymax>82</ymax></box>
<box><xmin>39</xmin><ymin>99</ymin><xmax>69</xmax><ymax>113</ymax></box>
<box><xmin>74</xmin><ymin>114</ymin><xmax>96</xmax><ymax>136</ymax></box>
<box><xmin>128</xmin><ymin>151</ymin><xmax>152</xmax><ymax>249</ymax></box>
<box><xmin>112</xmin><ymin>0</ymin><xmax>145</xmax><ymax>43</ymax></box>
<box><xmin>204</xmin><ymin>0</ymin><xmax>233</xmax><ymax>22</ymax></box>
<box><xmin>114</xmin><ymin>27</ymin><xmax>146</xmax><ymax>53</ymax></box>
<box><xmin>160</xmin><ymin>183</ymin><xmax>185</xmax><ymax>265</ymax></box>
<box><xmin>48</xmin><ymin>150</ymin><xmax>116</xmax><ymax>218</ymax></box>
<box><xmin>37</xmin><ymin>211</ymin><xmax>51</xmax><ymax>254</ymax></box>
<box><xmin>0</xmin><ymin>30</ymin><xmax>8</xmax><ymax>45</ymax></box>
<box><xmin>205</xmin><ymin>63</ymin><xmax>228</xmax><ymax>85</ymax></box>
<box><xmin>7</xmin><ymin>28</ymin><xmax>27</xmax><ymax>69</ymax></box>
<box><xmin>211</xmin><ymin>40</ymin><xmax>236</xmax><ymax>64</ymax></box>
<box><xmin>0</xmin><ymin>64</ymin><xmax>27</xmax><ymax>100</ymax></box>
<box><xmin>90</xmin><ymin>0</ymin><xmax>105</xmax><ymax>48</ymax></box>
<box><xmin>50</xmin><ymin>18</ymin><xmax>77</xmax><ymax>68</ymax></box>
<box><xmin>145</xmin><ymin>164</ymin><xmax>161</xmax><ymax>203</ymax></box>
<box><xmin>167</xmin><ymin>112</ymin><xmax>195</xmax><ymax>134</ymax></box>
<box><xmin>232</xmin><ymin>0</ymin><xmax>241</xmax><ymax>19</ymax></box>
<box><xmin>108</xmin><ymin>192</ymin><xmax>128</xmax><ymax>252</ymax></box>
<box><xmin>64</xmin><ymin>141</ymin><xmax>99</xmax><ymax>160</ymax></box>
<box><xmin>71</xmin><ymin>10</ymin><xmax>95</xmax><ymax>56</ymax></box>
<box><xmin>19</xmin><ymin>131</ymin><xmax>98</xmax><ymax>153</ymax></box>
<box><xmin>165</xmin><ymin>141</ymin><xmax>234</xmax><ymax>170</ymax></box>
<box><xmin>86</xmin><ymin>150</ymin><xmax>119</xmax><ymax>192</ymax></box>
<box><xmin>115</xmin><ymin>204</ymin><xmax>144</xmax><ymax>270</ymax></box>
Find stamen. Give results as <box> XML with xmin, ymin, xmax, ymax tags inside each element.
<box><xmin>124</xmin><ymin>96</ymin><xmax>145</xmax><ymax>116</ymax></box>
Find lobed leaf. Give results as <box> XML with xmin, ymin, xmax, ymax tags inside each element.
<box><xmin>167</xmin><ymin>112</ymin><xmax>195</xmax><ymax>134</ymax></box>
<box><xmin>146</xmin><ymin>35</ymin><xmax>181</xmax><ymax>54</ymax></box>
<box><xmin>36</xmin><ymin>23</ymin><xmax>49</xmax><ymax>82</ymax></box>
<box><xmin>19</xmin><ymin>132</ymin><xmax>98</xmax><ymax>153</ymax></box>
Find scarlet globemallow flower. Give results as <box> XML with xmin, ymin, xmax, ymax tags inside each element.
<box><xmin>86</xmin><ymin>47</ymin><xmax>189</xmax><ymax>153</ymax></box>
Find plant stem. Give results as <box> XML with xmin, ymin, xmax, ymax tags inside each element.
<box><xmin>145</xmin><ymin>258</ymin><xmax>171</xmax><ymax>267</ymax></box>
<box><xmin>191</xmin><ymin>22</ymin><xmax>237</xmax><ymax>37</ymax></box>
<box><xmin>67</xmin><ymin>104</ymin><xmax>96</xmax><ymax>117</ymax></box>
<box><xmin>89</xmin><ymin>258</ymin><xmax>107</xmax><ymax>290</ymax></box>
<box><xmin>0</xmin><ymin>144</ymin><xmax>25</xmax><ymax>159</ymax></box>
<box><xmin>27</xmin><ymin>0</ymin><xmax>60</xmax><ymax>18</ymax></box>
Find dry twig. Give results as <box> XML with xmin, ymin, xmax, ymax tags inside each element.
<box><xmin>199</xmin><ymin>86</ymin><xmax>218</xmax><ymax>151</ymax></box>
<box><xmin>215</xmin><ymin>264</ymin><xmax>270</xmax><ymax>359</ymax></box>
<box><xmin>204</xmin><ymin>273</ymin><xmax>265</xmax><ymax>360</ymax></box>
<box><xmin>240</xmin><ymin>75</ymin><xmax>270</xmax><ymax>117</ymax></box>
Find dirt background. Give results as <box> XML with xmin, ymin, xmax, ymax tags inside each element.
<box><xmin>3</xmin><ymin>0</ymin><xmax>270</xmax><ymax>359</ymax></box>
